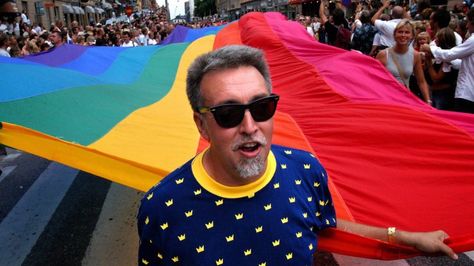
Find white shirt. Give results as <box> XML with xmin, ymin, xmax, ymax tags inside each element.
<box><xmin>374</xmin><ymin>18</ymin><xmax>402</xmax><ymax>47</ymax></box>
<box><xmin>430</xmin><ymin>35</ymin><xmax>474</xmax><ymax>102</ymax></box>
<box><xmin>0</xmin><ymin>48</ymin><xmax>10</xmax><ymax>57</ymax></box>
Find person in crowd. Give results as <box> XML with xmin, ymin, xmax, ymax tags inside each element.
<box><xmin>351</xmin><ymin>9</ymin><xmax>378</xmax><ymax>55</ymax></box>
<box><xmin>49</xmin><ymin>29</ymin><xmax>65</xmax><ymax>48</ymax></box>
<box><xmin>0</xmin><ymin>32</ymin><xmax>10</xmax><ymax>57</ymax></box>
<box><xmin>376</xmin><ymin>19</ymin><xmax>432</xmax><ymax>104</ymax></box>
<box><xmin>371</xmin><ymin>0</ymin><xmax>407</xmax><ymax>49</ymax></box>
<box><xmin>121</xmin><ymin>31</ymin><xmax>137</xmax><ymax>47</ymax></box>
<box><xmin>137</xmin><ymin>44</ymin><xmax>457</xmax><ymax>266</ymax></box>
<box><xmin>429</xmin><ymin>8</ymin><xmax>463</xmax><ymax>45</ymax></box>
<box><xmin>422</xmin><ymin>7</ymin><xmax>474</xmax><ymax>113</ymax></box>
<box><xmin>414</xmin><ymin>31</ymin><xmax>431</xmax><ymax>51</ymax></box>
<box><xmin>319</xmin><ymin>0</ymin><xmax>351</xmax><ymax>49</ymax></box>
<box><xmin>425</xmin><ymin>28</ymin><xmax>458</xmax><ymax>110</ymax></box>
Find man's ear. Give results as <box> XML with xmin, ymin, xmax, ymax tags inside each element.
<box><xmin>193</xmin><ymin>112</ymin><xmax>210</xmax><ymax>141</ymax></box>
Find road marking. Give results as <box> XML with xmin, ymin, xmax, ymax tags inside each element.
<box><xmin>333</xmin><ymin>254</ymin><xmax>411</xmax><ymax>266</ymax></box>
<box><xmin>465</xmin><ymin>251</ymin><xmax>474</xmax><ymax>261</ymax></box>
<box><xmin>0</xmin><ymin>153</ymin><xmax>22</xmax><ymax>162</ymax></box>
<box><xmin>82</xmin><ymin>183</ymin><xmax>143</xmax><ymax>266</ymax></box>
<box><xmin>0</xmin><ymin>162</ymin><xmax>78</xmax><ymax>265</ymax></box>
<box><xmin>0</xmin><ymin>165</ymin><xmax>17</xmax><ymax>183</ymax></box>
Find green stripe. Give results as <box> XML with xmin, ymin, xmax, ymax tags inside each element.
<box><xmin>0</xmin><ymin>43</ymin><xmax>189</xmax><ymax>145</ymax></box>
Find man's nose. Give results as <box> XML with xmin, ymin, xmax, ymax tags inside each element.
<box><xmin>239</xmin><ymin>109</ymin><xmax>258</xmax><ymax>134</ymax></box>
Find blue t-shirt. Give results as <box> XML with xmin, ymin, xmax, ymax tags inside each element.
<box><xmin>137</xmin><ymin>145</ymin><xmax>336</xmax><ymax>266</ymax></box>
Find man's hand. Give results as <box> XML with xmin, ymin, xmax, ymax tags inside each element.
<box><xmin>397</xmin><ymin>230</ymin><xmax>458</xmax><ymax>260</ymax></box>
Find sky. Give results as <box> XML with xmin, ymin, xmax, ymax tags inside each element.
<box><xmin>155</xmin><ymin>0</ymin><xmax>186</xmax><ymax>19</ymax></box>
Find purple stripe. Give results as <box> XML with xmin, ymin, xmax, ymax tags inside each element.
<box><xmin>22</xmin><ymin>45</ymin><xmax>89</xmax><ymax>67</ymax></box>
<box><xmin>160</xmin><ymin>26</ymin><xmax>189</xmax><ymax>45</ymax></box>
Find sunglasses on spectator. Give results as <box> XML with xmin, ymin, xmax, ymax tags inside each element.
<box><xmin>197</xmin><ymin>94</ymin><xmax>280</xmax><ymax>128</ymax></box>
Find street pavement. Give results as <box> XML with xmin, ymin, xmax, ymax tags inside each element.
<box><xmin>0</xmin><ymin>148</ymin><xmax>473</xmax><ymax>266</ymax></box>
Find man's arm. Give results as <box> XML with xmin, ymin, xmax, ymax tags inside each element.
<box><xmin>421</xmin><ymin>39</ymin><xmax>474</xmax><ymax>62</ymax></box>
<box><xmin>337</xmin><ymin>219</ymin><xmax>458</xmax><ymax>260</ymax></box>
<box><xmin>371</xmin><ymin>0</ymin><xmax>390</xmax><ymax>24</ymax></box>
<box><xmin>319</xmin><ymin>0</ymin><xmax>328</xmax><ymax>25</ymax></box>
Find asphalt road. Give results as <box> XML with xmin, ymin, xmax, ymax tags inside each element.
<box><xmin>0</xmin><ymin>148</ymin><xmax>472</xmax><ymax>266</ymax></box>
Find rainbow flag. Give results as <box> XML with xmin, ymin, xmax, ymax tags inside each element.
<box><xmin>1</xmin><ymin>12</ymin><xmax>474</xmax><ymax>259</ymax></box>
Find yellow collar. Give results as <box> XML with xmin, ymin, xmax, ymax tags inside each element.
<box><xmin>191</xmin><ymin>149</ymin><xmax>276</xmax><ymax>199</ymax></box>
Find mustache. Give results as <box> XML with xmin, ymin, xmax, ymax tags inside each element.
<box><xmin>231</xmin><ymin>134</ymin><xmax>268</xmax><ymax>151</ymax></box>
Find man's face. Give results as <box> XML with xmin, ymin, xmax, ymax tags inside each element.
<box><xmin>50</xmin><ymin>32</ymin><xmax>62</xmax><ymax>45</ymax></box>
<box><xmin>194</xmin><ymin>66</ymin><xmax>274</xmax><ymax>184</ymax></box>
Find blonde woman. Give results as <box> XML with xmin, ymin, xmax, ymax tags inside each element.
<box><xmin>376</xmin><ymin>19</ymin><xmax>432</xmax><ymax>104</ymax></box>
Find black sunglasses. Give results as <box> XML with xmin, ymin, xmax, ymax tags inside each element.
<box><xmin>197</xmin><ymin>94</ymin><xmax>280</xmax><ymax>128</ymax></box>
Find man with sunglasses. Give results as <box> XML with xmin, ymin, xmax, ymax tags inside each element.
<box><xmin>137</xmin><ymin>45</ymin><xmax>457</xmax><ymax>265</ymax></box>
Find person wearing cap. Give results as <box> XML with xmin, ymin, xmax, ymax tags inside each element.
<box><xmin>137</xmin><ymin>45</ymin><xmax>458</xmax><ymax>266</ymax></box>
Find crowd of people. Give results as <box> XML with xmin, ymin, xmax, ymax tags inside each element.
<box><xmin>1</xmin><ymin>1</ymin><xmax>473</xmax><ymax>113</ymax></box>
<box><xmin>0</xmin><ymin>7</ymin><xmax>227</xmax><ymax>56</ymax></box>
<box><xmin>298</xmin><ymin>0</ymin><xmax>473</xmax><ymax>113</ymax></box>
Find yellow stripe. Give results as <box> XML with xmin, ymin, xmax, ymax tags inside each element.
<box><xmin>0</xmin><ymin>123</ymin><xmax>165</xmax><ymax>191</ymax></box>
<box><xmin>89</xmin><ymin>36</ymin><xmax>215</xmax><ymax>184</ymax></box>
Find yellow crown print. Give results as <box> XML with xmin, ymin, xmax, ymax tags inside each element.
<box><xmin>178</xmin><ymin>234</ymin><xmax>186</xmax><ymax>241</ymax></box>
<box><xmin>216</xmin><ymin>258</ymin><xmax>224</xmax><ymax>265</ymax></box>
<box><xmin>205</xmin><ymin>221</ymin><xmax>214</xmax><ymax>229</ymax></box>
<box><xmin>215</xmin><ymin>199</ymin><xmax>224</xmax><ymax>206</ymax></box>
<box><xmin>226</xmin><ymin>234</ymin><xmax>234</xmax><ymax>242</ymax></box>
<box><xmin>295</xmin><ymin>179</ymin><xmax>302</xmax><ymax>185</ymax></box>
<box><xmin>284</xmin><ymin>150</ymin><xmax>292</xmax><ymax>154</ymax></box>
<box><xmin>157</xmin><ymin>252</ymin><xmax>163</xmax><ymax>259</ymax></box>
<box><xmin>141</xmin><ymin>259</ymin><xmax>149</xmax><ymax>265</ymax></box>
<box><xmin>286</xmin><ymin>253</ymin><xmax>293</xmax><ymax>260</ymax></box>
<box><xmin>307</xmin><ymin>197</ymin><xmax>313</xmax><ymax>202</ymax></box>
<box><xmin>326</xmin><ymin>219</ymin><xmax>330</xmax><ymax>225</ymax></box>
<box><xmin>303</xmin><ymin>212</ymin><xmax>308</xmax><ymax>218</ymax></box>
<box><xmin>160</xmin><ymin>222</ymin><xmax>168</xmax><ymax>230</ymax></box>
<box><xmin>235</xmin><ymin>213</ymin><xmax>244</xmax><ymax>220</ymax></box>
<box><xmin>255</xmin><ymin>226</ymin><xmax>263</xmax><ymax>233</ymax></box>
<box><xmin>171</xmin><ymin>256</ymin><xmax>179</xmax><ymax>262</ymax></box>
<box><xmin>194</xmin><ymin>189</ymin><xmax>202</xmax><ymax>195</ymax></box>
<box><xmin>272</xmin><ymin>239</ymin><xmax>280</xmax><ymax>247</ymax></box>
<box><xmin>175</xmin><ymin>178</ymin><xmax>184</xmax><ymax>184</ymax></box>
<box><xmin>309</xmin><ymin>243</ymin><xmax>314</xmax><ymax>250</ymax></box>
<box><xmin>264</xmin><ymin>204</ymin><xmax>272</xmax><ymax>211</ymax></box>
<box><xmin>244</xmin><ymin>249</ymin><xmax>252</xmax><ymax>256</ymax></box>
<box><xmin>185</xmin><ymin>210</ymin><xmax>193</xmax><ymax>217</ymax></box>
<box><xmin>196</xmin><ymin>245</ymin><xmax>205</xmax><ymax>253</ymax></box>
<box><xmin>296</xmin><ymin>232</ymin><xmax>302</xmax><ymax>238</ymax></box>
<box><xmin>288</xmin><ymin>197</ymin><xmax>296</xmax><ymax>203</ymax></box>
<box><xmin>319</xmin><ymin>200</ymin><xmax>326</xmax><ymax>206</ymax></box>
<box><xmin>145</xmin><ymin>216</ymin><xmax>150</xmax><ymax>225</ymax></box>
<box><xmin>280</xmin><ymin>164</ymin><xmax>287</xmax><ymax>169</ymax></box>
<box><xmin>146</xmin><ymin>192</ymin><xmax>153</xmax><ymax>200</ymax></box>
<box><xmin>314</xmin><ymin>182</ymin><xmax>320</xmax><ymax>187</ymax></box>
<box><xmin>258</xmin><ymin>263</ymin><xmax>267</xmax><ymax>266</ymax></box>
<box><xmin>315</xmin><ymin>211</ymin><xmax>321</xmax><ymax>217</ymax></box>
<box><xmin>165</xmin><ymin>199</ymin><xmax>173</xmax><ymax>207</ymax></box>
<box><xmin>273</xmin><ymin>183</ymin><xmax>280</xmax><ymax>189</ymax></box>
<box><xmin>303</xmin><ymin>164</ymin><xmax>311</xmax><ymax>169</ymax></box>
<box><xmin>281</xmin><ymin>217</ymin><xmax>288</xmax><ymax>224</ymax></box>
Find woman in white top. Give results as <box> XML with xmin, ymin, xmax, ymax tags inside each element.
<box><xmin>376</xmin><ymin>19</ymin><xmax>432</xmax><ymax>104</ymax></box>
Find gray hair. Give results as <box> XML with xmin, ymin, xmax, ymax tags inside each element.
<box><xmin>186</xmin><ymin>45</ymin><xmax>272</xmax><ymax>111</ymax></box>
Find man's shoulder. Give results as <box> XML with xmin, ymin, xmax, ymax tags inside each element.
<box><xmin>143</xmin><ymin>159</ymin><xmax>195</xmax><ymax>198</ymax></box>
<box><xmin>271</xmin><ymin>144</ymin><xmax>322</xmax><ymax>166</ymax></box>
